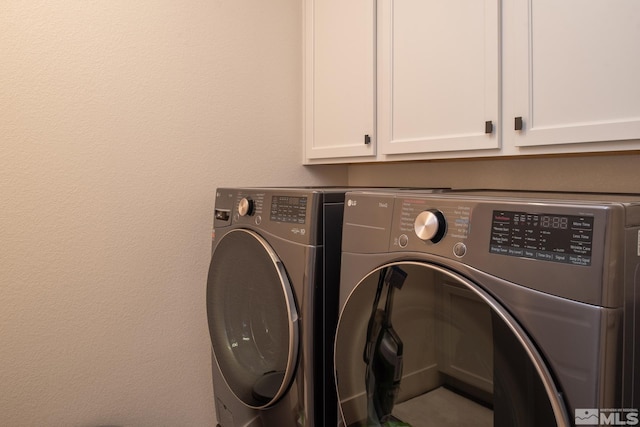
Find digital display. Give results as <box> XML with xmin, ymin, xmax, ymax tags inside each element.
<box><xmin>490</xmin><ymin>210</ymin><xmax>593</xmax><ymax>266</ymax></box>
<box><xmin>270</xmin><ymin>196</ymin><xmax>307</xmax><ymax>224</ymax></box>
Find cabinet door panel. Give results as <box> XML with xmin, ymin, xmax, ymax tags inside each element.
<box><xmin>304</xmin><ymin>0</ymin><xmax>376</xmax><ymax>161</ymax></box>
<box><xmin>508</xmin><ymin>0</ymin><xmax>640</xmax><ymax>147</ymax></box>
<box><xmin>379</xmin><ymin>0</ymin><xmax>500</xmax><ymax>155</ymax></box>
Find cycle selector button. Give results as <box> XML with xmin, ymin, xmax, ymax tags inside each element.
<box><xmin>414</xmin><ymin>209</ymin><xmax>446</xmax><ymax>243</ymax></box>
<box><xmin>238</xmin><ymin>197</ymin><xmax>254</xmax><ymax>216</ymax></box>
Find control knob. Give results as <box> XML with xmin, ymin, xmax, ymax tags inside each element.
<box><xmin>414</xmin><ymin>209</ymin><xmax>446</xmax><ymax>243</ymax></box>
<box><xmin>238</xmin><ymin>197</ymin><xmax>255</xmax><ymax>216</ymax></box>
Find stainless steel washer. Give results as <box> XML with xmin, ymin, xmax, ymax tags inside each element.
<box><xmin>335</xmin><ymin>190</ymin><xmax>640</xmax><ymax>427</ymax></box>
<box><xmin>206</xmin><ymin>187</ymin><xmax>350</xmax><ymax>427</ymax></box>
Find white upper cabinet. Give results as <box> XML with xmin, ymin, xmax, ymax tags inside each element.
<box><xmin>304</xmin><ymin>0</ymin><xmax>640</xmax><ymax>163</ymax></box>
<box><xmin>504</xmin><ymin>0</ymin><xmax>640</xmax><ymax>151</ymax></box>
<box><xmin>304</xmin><ymin>0</ymin><xmax>376</xmax><ymax>162</ymax></box>
<box><xmin>378</xmin><ymin>0</ymin><xmax>500</xmax><ymax>155</ymax></box>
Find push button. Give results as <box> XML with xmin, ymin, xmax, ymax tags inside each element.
<box><xmin>453</xmin><ymin>242</ymin><xmax>467</xmax><ymax>258</ymax></box>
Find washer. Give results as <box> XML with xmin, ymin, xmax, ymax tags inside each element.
<box><xmin>335</xmin><ymin>189</ymin><xmax>640</xmax><ymax>427</ymax></box>
<box><xmin>206</xmin><ymin>187</ymin><xmax>353</xmax><ymax>427</ymax></box>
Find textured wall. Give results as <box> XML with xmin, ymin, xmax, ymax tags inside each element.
<box><xmin>0</xmin><ymin>1</ymin><xmax>346</xmax><ymax>426</ymax></box>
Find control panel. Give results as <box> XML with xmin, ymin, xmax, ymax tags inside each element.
<box><xmin>489</xmin><ymin>210</ymin><xmax>593</xmax><ymax>266</ymax></box>
<box><xmin>235</xmin><ymin>193</ymin><xmax>266</xmax><ymax>222</ymax></box>
<box><xmin>214</xmin><ymin>188</ymin><xmax>321</xmax><ymax>245</ymax></box>
<box><xmin>342</xmin><ymin>189</ymin><xmax>635</xmax><ymax>307</ymax></box>
<box><xmin>270</xmin><ymin>195</ymin><xmax>308</xmax><ymax>224</ymax></box>
<box><xmin>392</xmin><ymin>197</ymin><xmax>472</xmax><ymax>251</ymax></box>
<box><xmin>390</xmin><ymin>195</ymin><xmax>597</xmax><ymax>268</ymax></box>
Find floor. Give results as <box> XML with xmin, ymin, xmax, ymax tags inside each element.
<box><xmin>391</xmin><ymin>387</ymin><xmax>493</xmax><ymax>427</ymax></box>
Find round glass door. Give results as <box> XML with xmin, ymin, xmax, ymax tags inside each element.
<box><xmin>207</xmin><ymin>229</ymin><xmax>299</xmax><ymax>409</ymax></box>
<box><xmin>334</xmin><ymin>262</ymin><xmax>570</xmax><ymax>427</ymax></box>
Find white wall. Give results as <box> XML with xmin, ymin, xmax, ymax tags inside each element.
<box><xmin>0</xmin><ymin>2</ymin><xmax>346</xmax><ymax>426</ymax></box>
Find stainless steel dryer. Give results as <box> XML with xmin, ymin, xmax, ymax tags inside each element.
<box><xmin>335</xmin><ymin>190</ymin><xmax>639</xmax><ymax>427</ymax></box>
<box><xmin>206</xmin><ymin>187</ymin><xmax>349</xmax><ymax>427</ymax></box>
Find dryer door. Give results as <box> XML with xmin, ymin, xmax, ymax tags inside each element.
<box><xmin>335</xmin><ymin>262</ymin><xmax>571</xmax><ymax>427</ymax></box>
<box><xmin>207</xmin><ymin>229</ymin><xmax>299</xmax><ymax>409</ymax></box>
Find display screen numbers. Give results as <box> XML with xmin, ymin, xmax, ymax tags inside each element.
<box><xmin>540</xmin><ymin>215</ymin><xmax>568</xmax><ymax>229</ymax></box>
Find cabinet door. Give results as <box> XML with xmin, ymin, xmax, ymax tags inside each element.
<box><xmin>378</xmin><ymin>0</ymin><xmax>500</xmax><ymax>155</ymax></box>
<box><xmin>304</xmin><ymin>0</ymin><xmax>376</xmax><ymax>161</ymax></box>
<box><xmin>505</xmin><ymin>0</ymin><xmax>640</xmax><ymax>148</ymax></box>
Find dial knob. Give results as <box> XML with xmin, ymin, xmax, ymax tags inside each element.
<box><xmin>414</xmin><ymin>209</ymin><xmax>446</xmax><ymax>243</ymax></box>
<box><xmin>238</xmin><ymin>197</ymin><xmax>254</xmax><ymax>216</ymax></box>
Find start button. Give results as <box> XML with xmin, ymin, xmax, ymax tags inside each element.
<box><xmin>453</xmin><ymin>242</ymin><xmax>467</xmax><ymax>258</ymax></box>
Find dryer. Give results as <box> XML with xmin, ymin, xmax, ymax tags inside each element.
<box><xmin>206</xmin><ymin>187</ymin><xmax>347</xmax><ymax>427</ymax></box>
<box><xmin>335</xmin><ymin>190</ymin><xmax>640</xmax><ymax>427</ymax></box>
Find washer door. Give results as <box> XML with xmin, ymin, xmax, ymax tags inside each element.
<box><xmin>207</xmin><ymin>229</ymin><xmax>299</xmax><ymax>409</ymax></box>
<box><xmin>335</xmin><ymin>262</ymin><xmax>571</xmax><ymax>427</ymax></box>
